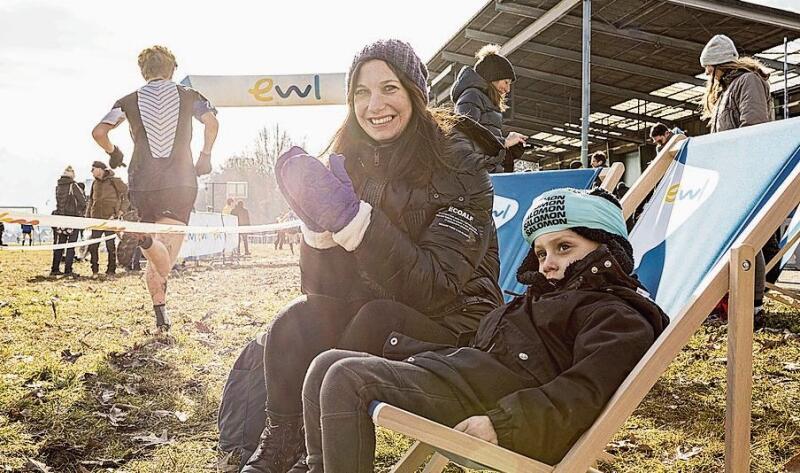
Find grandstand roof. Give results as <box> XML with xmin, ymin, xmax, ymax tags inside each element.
<box><xmin>427</xmin><ymin>0</ymin><xmax>800</xmax><ymax>167</ymax></box>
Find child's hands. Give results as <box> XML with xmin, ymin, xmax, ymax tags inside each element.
<box><xmin>453</xmin><ymin>416</ymin><xmax>498</xmax><ymax>445</ymax></box>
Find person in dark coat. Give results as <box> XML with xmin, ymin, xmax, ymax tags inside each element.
<box><xmin>450</xmin><ymin>44</ymin><xmax>528</xmax><ymax>173</ymax></box>
<box><xmin>51</xmin><ymin>166</ymin><xmax>87</xmax><ymax>275</ymax></box>
<box><xmin>301</xmin><ymin>188</ymin><xmax>669</xmax><ymax>472</ymax></box>
<box><xmin>231</xmin><ymin>200</ymin><xmax>251</xmax><ymax>255</ymax></box>
<box><xmin>240</xmin><ymin>39</ymin><xmax>504</xmax><ymax>473</ymax></box>
<box><xmin>700</xmin><ymin>34</ymin><xmax>776</xmax><ymax>317</ymax></box>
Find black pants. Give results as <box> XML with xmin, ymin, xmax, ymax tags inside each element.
<box><xmin>88</xmin><ymin>230</ymin><xmax>117</xmax><ymax>273</ymax></box>
<box><xmin>51</xmin><ymin>230</ymin><xmax>79</xmax><ymax>273</ymax></box>
<box><xmin>302</xmin><ymin>349</ymin><xmax>479</xmax><ymax>473</ymax></box>
<box><xmin>130</xmin><ymin>246</ymin><xmax>142</xmax><ymax>270</ymax></box>
<box><xmin>263</xmin><ymin>296</ymin><xmax>458</xmax><ymax>417</ymax></box>
<box><xmin>275</xmin><ymin>231</ymin><xmax>294</xmax><ymax>253</ymax></box>
<box><xmin>763</xmin><ymin>230</ymin><xmax>782</xmax><ymax>284</ymax></box>
<box><xmin>238</xmin><ymin>234</ymin><xmax>250</xmax><ymax>255</ymax></box>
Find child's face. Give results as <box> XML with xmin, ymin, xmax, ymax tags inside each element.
<box><xmin>534</xmin><ymin>230</ymin><xmax>600</xmax><ymax>280</ymax></box>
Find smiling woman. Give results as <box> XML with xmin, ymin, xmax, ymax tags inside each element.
<box><xmin>239</xmin><ymin>39</ymin><xmax>507</xmax><ymax>472</ymax></box>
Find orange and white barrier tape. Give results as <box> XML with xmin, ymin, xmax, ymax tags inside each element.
<box><xmin>0</xmin><ymin>212</ymin><xmax>301</xmax><ymax>235</ymax></box>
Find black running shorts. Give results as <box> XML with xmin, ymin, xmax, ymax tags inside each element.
<box><xmin>130</xmin><ymin>186</ymin><xmax>197</xmax><ymax>224</ymax></box>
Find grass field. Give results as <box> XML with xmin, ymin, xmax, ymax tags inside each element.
<box><xmin>1</xmin><ymin>245</ymin><xmax>799</xmax><ymax>472</ymax></box>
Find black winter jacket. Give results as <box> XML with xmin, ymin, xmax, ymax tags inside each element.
<box><xmin>300</xmin><ymin>119</ymin><xmax>504</xmax><ymax>338</ymax></box>
<box><xmin>451</xmin><ymin>67</ymin><xmax>510</xmax><ymax>173</ymax></box>
<box><xmin>383</xmin><ymin>246</ymin><xmax>669</xmax><ymax>464</ymax></box>
<box><xmin>55</xmin><ymin>176</ymin><xmax>87</xmax><ymax>217</ymax></box>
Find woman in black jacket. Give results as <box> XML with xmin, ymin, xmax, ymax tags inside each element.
<box><xmin>451</xmin><ymin>44</ymin><xmax>528</xmax><ymax>173</ymax></box>
<box><xmin>302</xmin><ymin>188</ymin><xmax>669</xmax><ymax>472</ymax></box>
<box><xmin>241</xmin><ymin>39</ymin><xmax>504</xmax><ymax>473</ymax></box>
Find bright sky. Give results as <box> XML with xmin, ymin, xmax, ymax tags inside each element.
<box><xmin>0</xmin><ymin>0</ymin><xmax>796</xmax><ymax>212</ymax></box>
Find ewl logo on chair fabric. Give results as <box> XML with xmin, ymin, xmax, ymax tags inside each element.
<box><xmin>492</xmin><ymin>195</ymin><xmax>519</xmax><ymax>229</ymax></box>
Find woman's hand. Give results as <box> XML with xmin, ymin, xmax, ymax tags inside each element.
<box><xmin>453</xmin><ymin>416</ymin><xmax>498</xmax><ymax>445</ymax></box>
<box><xmin>275</xmin><ymin>147</ymin><xmax>360</xmax><ymax>234</ymax></box>
<box><xmin>505</xmin><ymin>131</ymin><xmax>528</xmax><ymax>148</ymax></box>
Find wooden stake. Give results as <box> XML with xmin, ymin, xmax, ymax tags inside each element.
<box><xmin>726</xmin><ymin>244</ymin><xmax>755</xmax><ymax>473</ymax></box>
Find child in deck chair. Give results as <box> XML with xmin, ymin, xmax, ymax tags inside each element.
<box><xmin>301</xmin><ymin>188</ymin><xmax>669</xmax><ymax>472</ymax></box>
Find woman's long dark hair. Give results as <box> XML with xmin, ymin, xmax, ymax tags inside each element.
<box><xmin>326</xmin><ymin>61</ymin><xmax>461</xmax><ymax>187</ymax></box>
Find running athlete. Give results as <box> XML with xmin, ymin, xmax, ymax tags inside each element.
<box><xmin>91</xmin><ymin>45</ymin><xmax>219</xmax><ymax>332</ymax></box>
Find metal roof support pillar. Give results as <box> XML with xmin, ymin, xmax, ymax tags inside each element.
<box><xmin>580</xmin><ymin>0</ymin><xmax>591</xmax><ymax>166</ymax></box>
<box><xmin>785</xmin><ymin>37</ymin><xmax>789</xmax><ymax>120</ymax></box>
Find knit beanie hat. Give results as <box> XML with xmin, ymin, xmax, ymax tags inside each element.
<box><xmin>346</xmin><ymin>39</ymin><xmax>429</xmax><ymax>100</ymax></box>
<box><xmin>63</xmin><ymin>166</ymin><xmax>75</xmax><ymax>179</ymax></box>
<box><xmin>518</xmin><ymin>188</ymin><xmax>634</xmax><ymax>278</ymax></box>
<box><xmin>475</xmin><ymin>44</ymin><xmax>516</xmax><ymax>83</ymax></box>
<box><xmin>700</xmin><ymin>34</ymin><xmax>739</xmax><ymax>67</ymax></box>
<box><xmin>91</xmin><ymin>160</ymin><xmax>108</xmax><ymax>170</ymax></box>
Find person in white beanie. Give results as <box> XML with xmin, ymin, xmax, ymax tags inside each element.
<box><xmin>700</xmin><ymin>34</ymin><xmax>776</xmax><ymax>322</ymax></box>
<box><xmin>700</xmin><ymin>34</ymin><xmax>773</xmax><ymax>133</ymax></box>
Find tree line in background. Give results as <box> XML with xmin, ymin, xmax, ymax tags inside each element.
<box><xmin>196</xmin><ymin>124</ymin><xmax>306</xmax><ymax>224</ymax></box>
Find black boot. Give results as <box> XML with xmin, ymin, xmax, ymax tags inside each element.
<box><xmin>287</xmin><ymin>442</ymin><xmax>308</xmax><ymax>473</ymax></box>
<box><xmin>154</xmin><ymin>304</ymin><xmax>171</xmax><ymax>333</ymax></box>
<box><xmin>241</xmin><ymin>415</ymin><xmax>304</xmax><ymax>473</ymax></box>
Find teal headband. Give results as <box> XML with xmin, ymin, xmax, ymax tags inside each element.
<box><xmin>522</xmin><ymin>188</ymin><xmax>628</xmax><ymax>245</ymax></box>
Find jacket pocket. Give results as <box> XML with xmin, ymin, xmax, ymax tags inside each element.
<box><xmin>498</xmin><ymin>321</ymin><xmax>560</xmax><ymax>385</ymax></box>
<box><xmin>382</xmin><ymin>331</ymin><xmax>456</xmax><ymax>360</ymax></box>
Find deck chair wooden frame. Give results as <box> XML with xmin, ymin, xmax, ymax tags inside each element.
<box><xmin>373</xmin><ymin>132</ymin><xmax>800</xmax><ymax>473</ymax></box>
<box><xmin>763</xmin><ymin>228</ymin><xmax>800</xmax><ymax>310</ymax></box>
<box><xmin>598</xmin><ymin>162</ymin><xmax>625</xmax><ymax>193</ymax></box>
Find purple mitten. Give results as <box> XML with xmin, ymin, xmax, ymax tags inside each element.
<box><xmin>275</xmin><ymin>146</ymin><xmax>360</xmax><ymax>233</ymax></box>
<box><xmin>328</xmin><ymin>154</ymin><xmax>352</xmax><ymax>188</ymax></box>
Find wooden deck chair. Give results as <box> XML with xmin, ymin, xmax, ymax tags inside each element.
<box><xmin>491</xmin><ymin>164</ymin><xmax>623</xmax><ymax>298</ymax></box>
<box><xmin>371</xmin><ymin>117</ymin><xmax>800</xmax><ymax>473</ymax></box>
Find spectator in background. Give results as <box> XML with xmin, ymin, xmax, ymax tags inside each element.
<box><xmin>51</xmin><ymin>166</ymin><xmax>87</xmax><ymax>276</ymax></box>
<box><xmin>700</xmin><ymin>34</ymin><xmax>773</xmax><ymax>133</ymax></box>
<box><xmin>231</xmin><ymin>200</ymin><xmax>251</xmax><ymax>256</ymax></box>
<box><xmin>700</xmin><ymin>33</ymin><xmax>775</xmax><ymax>318</ymax></box>
<box><xmin>589</xmin><ymin>151</ymin><xmax>608</xmax><ymax>187</ymax></box>
<box><xmin>450</xmin><ymin>44</ymin><xmax>527</xmax><ymax>173</ymax></box>
<box><xmin>223</xmin><ymin>198</ymin><xmax>235</xmax><ymax>215</ymax></box>
<box><xmin>21</xmin><ymin>224</ymin><xmax>34</xmax><ymax>246</ymax></box>
<box><xmin>569</xmin><ymin>160</ymin><xmax>583</xmax><ymax>169</ymax></box>
<box><xmin>275</xmin><ymin>210</ymin><xmax>297</xmax><ymax>255</ymax></box>
<box><xmin>649</xmin><ymin>123</ymin><xmax>686</xmax><ymax>153</ymax></box>
<box><xmin>75</xmin><ymin>182</ymin><xmax>88</xmax><ymax>262</ymax></box>
<box><xmin>86</xmin><ymin>160</ymin><xmax>129</xmax><ymax>276</ymax></box>
<box><xmin>590</xmin><ymin>151</ymin><xmax>607</xmax><ymax>169</ymax></box>
<box><xmin>0</xmin><ymin>222</ymin><xmax>6</xmax><ymax>246</ymax></box>
<box><xmin>614</xmin><ymin>181</ymin><xmax>630</xmax><ymax>200</ymax></box>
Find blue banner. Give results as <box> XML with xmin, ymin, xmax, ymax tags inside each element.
<box><xmin>631</xmin><ymin>117</ymin><xmax>800</xmax><ymax>317</ymax></box>
<box><xmin>491</xmin><ymin>169</ymin><xmax>599</xmax><ymax>299</ymax></box>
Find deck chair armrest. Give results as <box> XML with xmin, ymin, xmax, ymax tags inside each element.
<box><xmin>371</xmin><ymin>402</ymin><xmax>553</xmax><ymax>473</ymax></box>
<box><xmin>372</xmin><ymin>402</ymin><xmax>609</xmax><ymax>473</ymax></box>
<box><xmin>620</xmin><ymin>133</ymin><xmax>687</xmax><ymax>219</ymax></box>
<box><xmin>598</xmin><ymin>162</ymin><xmax>625</xmax><ymax>192</ymax></box>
